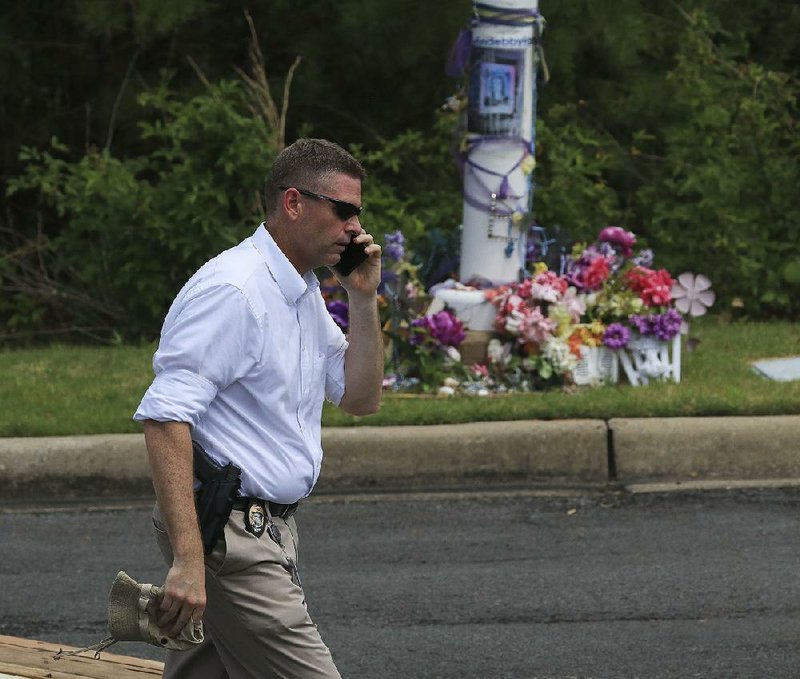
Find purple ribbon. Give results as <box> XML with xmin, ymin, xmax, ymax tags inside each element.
<box><xmin>446</xmin><ymin>29</ymin><xmax>472</xmax><ymax>78</ymax></box>
<box><xmin>460</xmin><ymin>138</ymin><xmax>532</xmax><ymax>215</ymax></box>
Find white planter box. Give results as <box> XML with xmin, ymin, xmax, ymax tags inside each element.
<box><xmin>618</xmin><ymin>334</ymin><xmax>682</xmax><ymax>386</ymax></box>
<box><xmin>573</xmin><ymin>346</ymin><xmax>620</xmax><ymax>386</ymax></box>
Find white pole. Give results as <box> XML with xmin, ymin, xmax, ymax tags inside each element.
<box><xmin>459</xmin><ymin>0</ymin><xmax>540</xmax><ymax>286</ymax></box>
<box><xmin>434</xmin><ymin>1</ymin><xmax>542</xmax><ymax>333</ymax></box>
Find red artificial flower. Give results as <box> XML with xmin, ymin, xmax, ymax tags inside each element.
<box><xmin>582</xmin><ymin>257</ymin><xmax>610</xmax><ymax>290</ymax></box>
<box><xmin>517</xmin><ymin>279</ymin><xmax>533</xmax><ymax>299</ymax></box>
<box><xmin>625</xmin><ymin>266</ymin><xmax>651</xmax><ymax>293</ymax></box>
<box><xmin>626</xmin><ymin>267</ymin><xmax>674</xmax><ymax>307</ymax></box>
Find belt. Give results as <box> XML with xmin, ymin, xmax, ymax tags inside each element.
<box><xmin>231</xmin><ymin>496</ymin><xmax>299</xmax><ymax>520</ymax></box>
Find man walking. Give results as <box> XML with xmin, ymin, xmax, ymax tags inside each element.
<box><xmin>134</xmin><ymin>138</ymin><xmax>383</xmax><ymax>678</ymax></box>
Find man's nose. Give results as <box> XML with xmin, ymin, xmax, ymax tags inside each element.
<box><xmin>345</xmin><ymin>216</ymin><xmax>362</xmax><ymax>234</ymax></box>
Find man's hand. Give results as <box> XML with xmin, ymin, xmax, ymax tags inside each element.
<box><xmin>143</xmin><ymin>419</ymin><xmax>207</xmax><ymax>638</ymax></box>
<box><xmin>335</xmin><ymin>229</ymin><xmax>384</xmax><ymax>416</ymax></box>
<box><xmin>157</xmin><ymin>557</ymin><xmax>207</xmax><ymax>638</ymax></box>
<box><xmin>333</xmin><ymin>230</ymin><xmax>381</xmax><ymax>297</ymax></box>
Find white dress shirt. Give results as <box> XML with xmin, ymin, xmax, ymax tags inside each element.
<box><xmin>134</xmin><ymin>224</ymin><xmax>348</xmax><ymax>503</ymax></box>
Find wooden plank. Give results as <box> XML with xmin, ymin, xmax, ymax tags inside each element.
<box><xmin>1</xmin><ymin>659</ymin><xmax>81</xmax><ymax>678</ymax></box>
<box><xmin>0</xmin><ymin>636</ymin><xmax>163</xmax><ymax>679</ymax></box>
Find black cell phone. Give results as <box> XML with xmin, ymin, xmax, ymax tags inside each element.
<box><xmin>334</xmin><ymin>239</ymin><xmax>368</xmax><ymax>276</ymax></box>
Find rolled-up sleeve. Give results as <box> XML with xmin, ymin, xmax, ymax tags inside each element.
<box><xmin>134</xmin><ymin>283</ymin><xmax>261</xmax><ymax>426</ymax></box>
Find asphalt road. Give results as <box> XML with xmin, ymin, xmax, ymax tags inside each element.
<box><xmin>2</xmin><ymin>487</ymin><xmax>799</xmax><ymax>679</ymax></box>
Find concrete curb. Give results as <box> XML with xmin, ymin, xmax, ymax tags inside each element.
<box><xmin>1</xmin><ymin>416</ymin><xmax>799</xmax><ymax>500</ymax></box>
<box><xmin>610</xmin><ymin>415</ymin><xmax>800</xmax><ymax>481</ymax></box>
<box><xmin>319</xmin><ymin>420</ymin><xmax>608</xmax><ymax>491</ymax></box>
<box><xmin>0</xmin><ymin>434</ymin><xmax>152</xmax><ymax>499</ymax></box>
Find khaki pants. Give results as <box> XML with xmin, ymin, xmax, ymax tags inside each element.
<box><xmin>153</xmin><ymin>505</ymin><xmax>341</xmax><ymax>679</ymax></box>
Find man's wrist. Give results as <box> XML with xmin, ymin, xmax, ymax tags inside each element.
<box><xmin>346</xmin><ymin>291</ymin><xmax>379</xmax><ymax>308</ymax></box>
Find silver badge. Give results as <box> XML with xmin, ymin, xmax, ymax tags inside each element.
<box><xmin>245</xmin><ymin>501</ymin><xmax>266</xmax><ymax>537</ymax></box>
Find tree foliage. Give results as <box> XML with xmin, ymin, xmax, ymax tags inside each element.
<box><xmin>2</xmin><ymin>1</ymin><xmax>799</xmax><ymax>342</ymax></box>
<box><xmin>5</xmin><ymin>77</ymin><xmax>276</xmax><ymax>339</ymax></box>
<box><xmin>635</xmin><ymin>12</ymin><xmax>800</xmax><ymax>316</ymax></box>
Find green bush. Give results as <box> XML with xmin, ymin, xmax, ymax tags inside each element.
<box><xmin>6</xmin><ymin>77</ymin><xmax>276</xmax><ymax>340</ymax></box>
<box><xmin>635</xmin><ymin>13</ymin><xmax>800</xmax><ymax>317</ymax></box>
<box><xmin>533</xmin><ymin>103</ymin><xmax>624</xmax><ymax>243</ymax></box>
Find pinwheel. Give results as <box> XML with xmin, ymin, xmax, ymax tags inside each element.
<box><xmin>671</xmin><ymin>273</ymin><xmax>714</xmax><ymax>351</ymax></box>
<box><xmin>671</xmin><ymin>273</ymin><xmax>715</xmax><ymax>316</ymax></box>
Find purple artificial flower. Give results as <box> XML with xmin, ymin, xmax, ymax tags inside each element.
<box><xmin>409</xmin><ymin>316</ymin><xmax>430</xmax><ymax>346</ymax></box>
<box><xmin>410</xmin><ymin>310</ymin><xmax>466</xmax><ymax>348</ymax></box>
<box><xmin>632</xmin><ymin>248</ymin><xmax>654</xmax><ymax>268</ymax></box>
<box><xmin>564</xmin><ymin>245</ymin><xmax>614</xmax><ymax>290</ymax></box>
<box><xmin>384</xmin><ymin>230</ymin><xmax>405</xmax><ymax>262</ymax></box>
<box><xmin>427</xmin><ymin>309</ymin><xmax>466</xmax><ymax>347</ymax></box>
<box><xmin>525</xmin><ymin>239</ymin><xmax>540</xmax><ymax>264</ymax></box>
<box><xmin>592</xmin><ymin>242</ymin><xmax>616</xmax><ymax>259</ymax></box>
<box><xmin>326</xmin><ymin>299</ymin><xmax>349</xmax><ymax>331</ymax></box>
<box><xmin>603</xmin><ymin>323</ymin><xmax>631</xmax><ymax>349</ymax></box>
<box><xmin>379</xmin><ymin>268</ymin><xmax>400</xmax><ymax>297</ymax></box>
<box><xmin>630</xmin><ymin>314</ymin><xmax>656</xmax><ymax>335</ymax></box>
<box><xmin>654</xmin><ymin>308</ymin><xmax>683</xmax><ymax>341</ymax></box>
<box><xmin>630</xmin><ymin>309</ymin><xmax>683</xmax><ymax>341</ymax></box>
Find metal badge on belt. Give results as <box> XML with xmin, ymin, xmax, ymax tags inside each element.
<box><xmin>245</xmin><ymin>500</ymin><xmax>266</xmax><ymax>538</ymax></box>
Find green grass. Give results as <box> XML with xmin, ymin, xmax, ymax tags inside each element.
<box><xmin>2</xmin><ymin>317</ymin><xmax>800</xmax><ymax>437</ymax></box>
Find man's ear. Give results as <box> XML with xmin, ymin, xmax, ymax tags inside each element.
<box><xmin>282</xmin><ymin>188</ymin><xmax>302</xmax><ymax>221</ymax></box>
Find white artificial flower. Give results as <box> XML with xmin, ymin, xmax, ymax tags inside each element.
<box><xmin>543</xmin><ymin>338</ymin><xmax>578</xmax><ymax>374</ymax></box>
<box><xmin>503</xmin><ymin>309</ymin><xmax>524</xmax><ymax>336</ymax></box>
<box><xmin>405</xmin><ymin>281</ymin><xmax>420</xmax><ymax>299</ymax></box>
<box><xmin>487</xmin><ymin>339</ymin><xmax>512</xmax><ymax>366</ymax></box>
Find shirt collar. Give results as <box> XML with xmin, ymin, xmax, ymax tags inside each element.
<box><xmin>251</xmin><ymin>223</ymin><xmax>319</xmax><ymax>305</ymax></box>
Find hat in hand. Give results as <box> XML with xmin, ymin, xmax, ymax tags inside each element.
<box><xmin>54</xmin><ymin>570</ymin><xmax>204</xmax><ymax>660</ymax></box>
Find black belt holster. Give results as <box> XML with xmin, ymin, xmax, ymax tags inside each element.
<box><xmin>193</xmin><ymin>441</ymin><xmax>242</xmax><ymax>555</ymax></box>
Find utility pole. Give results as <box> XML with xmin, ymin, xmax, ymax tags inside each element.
<box><xmin>434</xmin><ymin>0</ymin><xmax>545</xmax><ymax>342</ymax></box>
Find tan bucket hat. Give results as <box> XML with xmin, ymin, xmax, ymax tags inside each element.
<box><xmin>54</xmin><ymin>570</ymin><xmax>204</xmax><ymax>660</ymax></box>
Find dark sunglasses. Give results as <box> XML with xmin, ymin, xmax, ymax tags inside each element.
<box><xmin>278</xmin><ymin>186</ymin><xmax>363</xmax><ymax>221</ymax></box>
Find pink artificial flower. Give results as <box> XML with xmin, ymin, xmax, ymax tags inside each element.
<box><xmin>504</xmin><ymin>294</ymin><xmax>525</xmax><ymax>313</ymax></box>
<box><xmin>517</xmin><ymin>279</ymin><xmax>533</xmax><ymax>299</ymax></box>
<box><xmin>534</xmin><ymin>270</ymin><xmax>569</xmax><ymax>294</ymax></box>
<box><xmin>529</xmin><ymin>282</ymin><xmax>561</xmax><ymax>304</ymax></box>
<box><xmin>471</xmin><ymin>363</ymin><xmax>489</xmax><ymax>378</ymax></box>
<box><xmin>485</xmin><ymin>285</ymin><xmax>511</xmax><ymax>305</ymax></box>
<box><xmin>558</xmin><ymin>287</ymin><xmax>586</xmax><ymax>323</ymax></box>
<box><xmin>518</xmin><ymin>306</ymin><xmax>557</xmax><ymax>346</ymax></box>
<box><xmin>528</xmin><ymin>270</ymin><xmax>569</xmax><ymax>303</ymax></box>
<box><xmin>598</xmin><ymin>226</ymin><xmax>636</xmax><ymax>257</ymax></box>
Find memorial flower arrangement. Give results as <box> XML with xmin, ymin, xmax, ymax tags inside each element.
<box><xmin>460</xmin><ymin>226</ymin><xmax>682</xmax><ymax>391</ymax></box>
<box><xmin>325</xmin><ymin>226</ymin><xmax>683</xmax><ymax>394</ymax></box>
